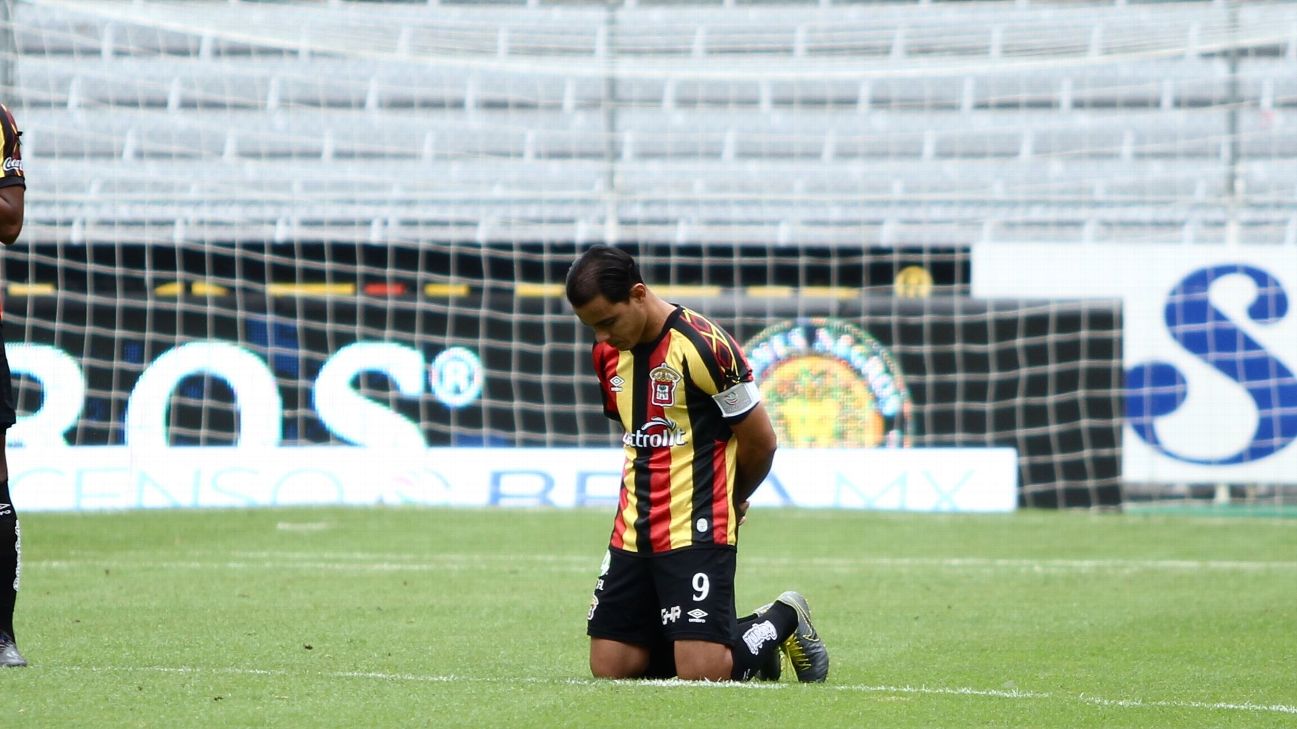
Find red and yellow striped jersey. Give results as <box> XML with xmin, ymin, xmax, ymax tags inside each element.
<box><xmin>592</xmin><ymin>305</ymin><xmax>761</xmax><ymax>555</ymax></box>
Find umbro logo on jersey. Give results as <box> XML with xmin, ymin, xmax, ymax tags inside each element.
<box><xmin>609</xmin><ymin>375</ymin><xmax>625</xmax><ymax>393</ymax></box>
<box><xmin>687</xmin><ymin>609</ymin><xmax>708</xmax><ymax>624</ymax></box>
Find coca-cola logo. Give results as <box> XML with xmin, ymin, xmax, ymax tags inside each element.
<box><xmin>3</xmin><ymin>157</ymin><xmax>22</xmax><ymax>173</ymax></box>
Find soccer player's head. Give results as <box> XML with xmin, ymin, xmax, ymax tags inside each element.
<box><xmin>565</xmin><ymin>245</ymin><xmax>643</xmax><ymax>306</ymax></box>
<box><xmin>566</xmin><ymin>246</ymin><xmax>650</xmax><ymax>350</ymax></box>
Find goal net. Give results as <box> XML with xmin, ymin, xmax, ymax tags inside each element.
<box><xmin>2</xmin><ymin>0</ymin><xmax>1294</xmax><ymax>510</ymax></box>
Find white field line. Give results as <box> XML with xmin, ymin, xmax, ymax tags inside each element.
<box><xmin>209</xmin><ymin>551</ymin><xmax>1297</xmax><ymax>573</ymax></box>
<box><xmin>33</xmin><ymin>551</ymin><xmax>1297</xmax><ymax>575</ymax></box>
<box><xmin>274</xmin><ymin>521</ymin><xmax>332</xmax><ymax>532</ymax></box>
<box><xmin>60</xmin><ymin>665</ymin><xmax>1297</xmax><ymax>716</ymax></box>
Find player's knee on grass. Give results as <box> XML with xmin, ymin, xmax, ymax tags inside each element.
<box><xmin>589</xmin><ymin>638</ymin><xmax>650</xmax><ymax>679</ymax></box>
<box><xmin>673</xmin><ymin>640</ymin><xmax>733</xmax><ymax>682</ymax></box>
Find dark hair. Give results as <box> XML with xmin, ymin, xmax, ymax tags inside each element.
<box><xmin>565</xmin><ymin>245</ymin><xmax>644</xmax><ymax>307</ymax></box>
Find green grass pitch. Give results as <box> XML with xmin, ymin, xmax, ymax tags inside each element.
<box><xmin>4</xmin><ymin>506</ymin><xmax>1295</xmax><ymax>727</ymax></box>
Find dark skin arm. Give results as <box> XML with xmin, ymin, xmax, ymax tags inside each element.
<box><xmin>729</xmin><ymin>401</ymin><xmax>778</xmax><ymax>524</ymax></box>
<box><xmin>0</xmin><ymin>184</ymin><xmax>23</xmax><ymax>245</ymax></box>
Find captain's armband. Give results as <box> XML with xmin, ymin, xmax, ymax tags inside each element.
<box><xmin>712</xmin><ymin>381</ymin><xmax>760</xmax><ymax>418</ymax></box>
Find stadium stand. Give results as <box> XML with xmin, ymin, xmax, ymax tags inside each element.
<box><xmin>8</xmin><ymin>0</ymin><xmax>1297</xmax><ymax>247</ymax></box>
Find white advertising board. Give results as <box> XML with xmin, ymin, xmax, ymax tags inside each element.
<box><xmin>972</xmin><ymin>243</ymin><xmax>1297</xmax><ymax>483</ymax></box>
<box><xmin>8</xmin><ymin>446</ymin><xmax>1018</xmax><ymax>513</ymax></box>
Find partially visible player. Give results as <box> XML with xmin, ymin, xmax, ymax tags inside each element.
<box><xmin>566</xmin><ymin>245</ymin><xmax>828</xmax><ymax>682</ymax></box>
<box><xmin>0</xmin><ymin>101</ymin><xmax>27</xmax><ymax>668</ymax></box>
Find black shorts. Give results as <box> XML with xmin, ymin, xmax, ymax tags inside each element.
<box><xmin>0</xmin><ymin>320</ymin><xmax>13</xmax><ymax>428</ymax></box>
<box><xmin>586</xmin><ymin>545</ymin><xmax>738</xmax><ymax>647</ymax></box>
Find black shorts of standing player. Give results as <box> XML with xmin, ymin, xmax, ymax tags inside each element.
<box><xmin>0</xmin><ymin>320</ymin><xmax>16</xmax><ymax>430</ymax></box>
<box><xmin>587</xmin><ymin>545</ymin><xmax>738</xmax><ymax>658</ymax></box>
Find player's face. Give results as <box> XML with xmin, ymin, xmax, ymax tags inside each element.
<box><xmin>573</xmin><ymin>288</ymin><xmax>647</xmax><ymax>351</ymax></box>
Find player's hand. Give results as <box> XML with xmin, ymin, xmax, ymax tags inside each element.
<box><xmin>737</xmin><ymin>500</ymin><xmax>750</xmax><ymax>526</ymax></box>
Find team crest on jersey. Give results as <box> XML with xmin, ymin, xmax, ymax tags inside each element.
<box><xmin>649</xmin><ymin>364</ymin><xmax>682</xmax><ymax>407</ymax></box>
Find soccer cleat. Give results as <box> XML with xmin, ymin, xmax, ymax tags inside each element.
<box><xmin>775</xmin><ymin>591</ymin><xmax>828</xmax><ymax>683</ymax></box>
<box><xmin>0</xmin><ymin>632</ymin><xmax>27</xmax><ymax>668</ymax></box>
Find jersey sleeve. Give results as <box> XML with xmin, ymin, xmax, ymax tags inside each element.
<box><xmin>708</xmin><ymin>329</ymin><xmax>760</xmax><ymax>421</ymax></box>
<box><xmin>681</xmin><ymin>311</ymin><xmax>761</xmax><ymax>421</ymax></box>
<box><xmin>0</xmin><ymin>104</ymin><xmax>24</xmax><ymax>189</ymax></box>
<box><xmin>592</xmin><ymin>343</ymin><xmax>619</xmax><ymax>421</ymax></box>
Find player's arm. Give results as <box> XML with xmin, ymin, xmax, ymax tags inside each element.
<box><xmin>729</xmin><ymin>400</ymin><xmax>777</xmax><ymax>506</ymax></box>
<box><xmin>0</xmin><ymin>186</ymin><xmax>24</xmax><ymax>245</ymax></box>
<box><xmin>689</xmin><ymin>316</ymin><xmax>777</xmax><ymax>511</ymax></box>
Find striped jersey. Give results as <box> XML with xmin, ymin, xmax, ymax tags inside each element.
<box><xmin>592</xmin><ymin>305</ymin><xmax>762</xmax><ymax>555</ymax></box>
<box><xmin>0</xmin><ymin>103</ymin><xmax>23</xmax><ymax>190</ymax></box>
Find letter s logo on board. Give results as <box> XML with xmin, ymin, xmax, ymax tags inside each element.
<box><xmin>1126</xmin><ymin>265</ymin><xmax>1297</xmax><ymax>464</ymax></box>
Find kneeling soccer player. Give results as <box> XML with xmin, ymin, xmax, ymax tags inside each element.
<box><xmin>566</xmin><ymin>246</ymin><xmax>828</xmax><ymax>682</ymax></box>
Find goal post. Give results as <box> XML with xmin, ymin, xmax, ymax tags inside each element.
<box><xmin>3</xmin><ymin>0</ymin><xmax>1294</xmax><ymax>510</ymax></box>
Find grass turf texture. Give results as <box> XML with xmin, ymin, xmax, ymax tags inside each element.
<box><xmin>4</xmin><ymin>506</ymin><xmax>1295</xmax><ymax>728</ymax></box>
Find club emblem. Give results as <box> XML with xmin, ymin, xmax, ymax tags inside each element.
<box><xmin>649</xmin><ymin>364</ymin><xmax>683</xmax><ymax>407</ymax></box>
